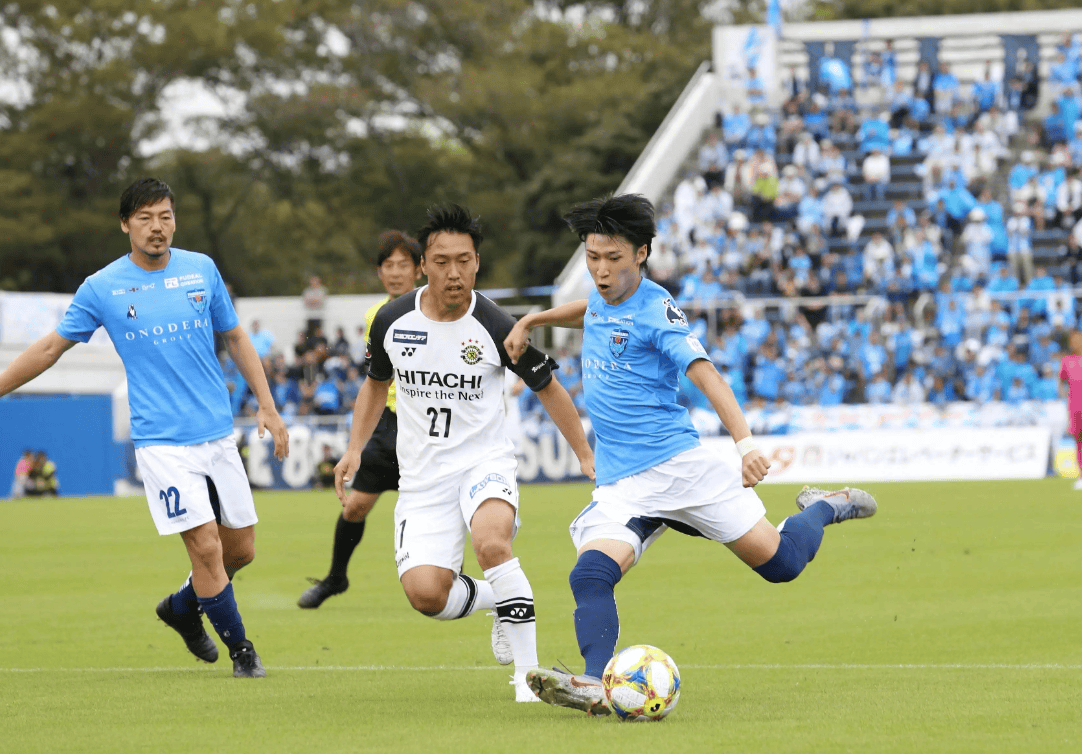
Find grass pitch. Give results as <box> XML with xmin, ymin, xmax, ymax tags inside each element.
<box><xmin>2</xmin><ymin>479</ymin><xmax>1080</xmax><ymax>753</ymax></box>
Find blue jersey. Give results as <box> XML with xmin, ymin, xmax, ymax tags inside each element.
<box><xmin>56</xmin><ymin>248</ymin><xmax>239</xmax><ymax>447</ymax></box>
<box><xmin>582</xmin><ymin>278</ymin><xmax>708</xmax><ymax>485</ymax></box>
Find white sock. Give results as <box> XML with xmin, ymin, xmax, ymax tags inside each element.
<box><xmin>484</xmin><ymin>557</ymin><xmax>537</xmax><ymax>676</ymax></box>
<box><xmin>433</xmin><ymin>573</ymin><xmax>495</xmax><ymax>621</ymax></box>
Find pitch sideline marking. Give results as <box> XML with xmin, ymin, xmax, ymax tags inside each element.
<box><xmin>2</xmin><ymin>662</ymin><xmax>1079</xmax><ymax>673</ymax></box>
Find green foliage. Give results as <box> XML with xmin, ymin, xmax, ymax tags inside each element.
<box><xmin>0</xmin><ymin>0</ymin><xmax>294</xmax><ymax>291</ymax></box>
<box><xmin>1</xmin><ymin>1</ymin><xmax>711</xmax><ymax>293</ymax></box>
<box><xmin>409</xmin><ymin>3</ymin><xmax>711</xmax><ymax>285</ymax></box>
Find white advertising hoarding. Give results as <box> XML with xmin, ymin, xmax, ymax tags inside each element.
<box><xmin>703</xmin><ymin>427</ymin><xmax>1051</xmax><ymax>483</ymax></box>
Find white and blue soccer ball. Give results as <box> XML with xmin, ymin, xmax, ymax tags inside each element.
<box><xmin>601</xmin><ymin>644</ymin><xmax>681</xmax><ymax>721</ymax></box>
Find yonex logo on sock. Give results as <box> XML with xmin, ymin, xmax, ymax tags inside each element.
<box><xmin>496</xmin><ymin>600</ymin><xmax>535</xmax><ymax>623</ymax></box>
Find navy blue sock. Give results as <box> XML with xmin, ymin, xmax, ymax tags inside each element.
<box><xmin>754</xmin><ymin>500</ymin><xmax>833</xmax><ymax>583</ymax></box>
<box><xmin>169</xmin><ymin>577</ymin><xmax>199</xmax><ymax>618</ymax></box>
<box><xmin>569</xmin><ymin>550</ymin><xmax>623</xmax><ymax>679</ymax></box>
<box><xmin>197</xmin><ymin>582</ymin><xmax>247</xmax><ymax>650</ymax></box>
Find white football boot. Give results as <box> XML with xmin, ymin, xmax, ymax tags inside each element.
<box><xmin>489</xmin><ymin>612</ymin><xmax>513</xmax><ymax>666</ymax></box>
<box><xmin>512</xmin><ymin>674</ymin><xmax>541</xmax><ymax>703</ymax></box>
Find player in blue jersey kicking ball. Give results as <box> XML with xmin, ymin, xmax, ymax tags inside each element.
<box><xmin>505</xmin><ymin>194</ymin><xmax>876</xmax><ymax>714</ymax></box>
<box><xmin>0</xmin><ymin>178</ymin><xmax>289</xmax><ymax>678</ymax></box>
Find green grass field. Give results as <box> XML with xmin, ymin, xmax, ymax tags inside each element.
<box><xmin>2</xmin><ymin>480</ymin><xmax>1080</xmax><ymax>753</ymax></box>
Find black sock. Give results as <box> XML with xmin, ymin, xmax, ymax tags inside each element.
<box><xmin>328</xmin><ymin>514</ymin><xmax>365</xmax><ymax>581</ymax></box>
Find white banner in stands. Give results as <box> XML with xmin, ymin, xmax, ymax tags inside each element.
<box><xmin>702</xmin><ymin>427</ymin><xmax>1051</xmax><ymax>483</ymax></box>
<box><xmin>714</xmin><ymin>25</ymin><xmax>778</xmax><ymax>108</ymax></box>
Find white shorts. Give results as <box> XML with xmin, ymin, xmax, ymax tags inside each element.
<box><xmin>393</xmin><ymin>456</ymin><xmax>520</xmax><ymax>577</ymax></box>
<box><xmin>135</xmin><ymin>436</ymin><xmax>257</xmax><ymax>536</ymax></box>
<box><xmin>570</xmin><ymin>445</ymin><xmax>765</xmax><ymax>565</ymax></box>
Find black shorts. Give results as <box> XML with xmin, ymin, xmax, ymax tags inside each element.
<box><xmin>351</xmin><ymin>406</ymin><xmax>400</xmax><ymax>494</ymax></box>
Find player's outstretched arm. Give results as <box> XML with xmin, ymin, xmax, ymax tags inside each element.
<box><xmin>222</xmin><ymin>326</ymin><xmax>290</xmax><ymax>460</ymax></box>
<box><xmin>334</xmin><ymin>377</ymin><xmax>390</xmax><ymax>502</ymax></box>
<box><xmin>0</xmin><ymin>331</ymin><xmax>77</xmax><ymax>398</ymax></box>
<box><xmin>504</xmin><ymin>299</ymin><xmax>589</xmax><ymax>364</ymax></box>
<box><xmin>686</xmin><ymin>359</ymin><xmax>770</xmax><ymax>488</ymax></box>
<box><xmin>535</xmin><ymin>378</ymin><xmax>595</xmax><ymax>480</ymax></box>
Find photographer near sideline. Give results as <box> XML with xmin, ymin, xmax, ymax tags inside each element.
<box><xmin>24</xmin><ymin>451</ymin><xmax>59</xmax><ymax>497</ymax></box>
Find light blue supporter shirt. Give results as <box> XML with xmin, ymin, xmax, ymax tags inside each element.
<box><xmin>56</xmin><ymin>248</ymin><xmax>239</xmax><ymax>447</ymax></box>
<box><xmin>582</xmin><ymin>278</ymin><xmax>708</xmax><ymax>486</ymax></box>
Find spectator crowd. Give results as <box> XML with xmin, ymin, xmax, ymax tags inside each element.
<box><xmin>647</xmin><ymin>34</ymin><xmax>1082</xmax><ymax>415</ymax></box>
<box><xmin>222</xmin><ymin>315</ymin><xmax>366</xmax><ymax>420</ymax></box>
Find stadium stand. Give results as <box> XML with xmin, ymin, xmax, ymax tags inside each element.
<box><xmin>549</xmin><ymin>10</ymin><xmax>1082</xmax><ymax>440</ymax></box>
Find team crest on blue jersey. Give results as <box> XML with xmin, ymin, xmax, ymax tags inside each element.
<box><xmin>186</xmin><ymin>289</ymin><xmax>208</xmax><ymax>314</ymax></box>
<box><xmin>662</xmin><ymin>297</ymin><xmax>688</xmax><ymax>327</ymax></box>
<box><xmin>127</xmin><ymin>304</ymin><xmax>137</xmax><ymax>320</ymax></box>
<box><xmin>609</xmin><ymin>329</ymin><xmax>630</xmax><ymax>358</ymax></box>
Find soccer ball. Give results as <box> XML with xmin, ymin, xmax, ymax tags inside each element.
<box><xmin>601</xmin><ymin>644</ymin><xmax>681</xmax><ymax>721</ymax></box>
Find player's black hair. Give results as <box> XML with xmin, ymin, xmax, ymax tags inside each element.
<box><xmin>119</xmin><ymin>178</ymin><xmax>174</xmax><ymax>221</ymax></box>
<box><xmin>564</xmin><ymin>193</ymin><xmax>656</xmax><ymax>268</ymax></box>
<box><xmin>416</xmin><ymin>203</ymin><xmax>483</xmax><ymax>255</ymax></box>
<box><xmin>375</xmin><ymin>230</ymin><xmax>422</xmax><ymax>267</ymax></box>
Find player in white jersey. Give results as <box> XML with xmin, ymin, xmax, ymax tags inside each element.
<box><xmin>505</xmin><ymin>194</ymin><xmax>877</xmax><ymax>715</ymax></box>
<box><xmin>0</xmin><ymin>178</ymin><xmax>289</xmax><ymax>678</ymax></box>
<box><xmin>334</xmin><ymin>204</ymin><xmax>594</xmax><ymax>702</ymax></box>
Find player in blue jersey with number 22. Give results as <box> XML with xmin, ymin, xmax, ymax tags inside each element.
<box><xmin>0</xmin><ymin>178</ymin><xmax>289</xmax><ymax>678</ymax></box>
<box><xmin>505</xmin><ymin>194</ymin><xmax>877</xmax><ymax>715</ymax></box>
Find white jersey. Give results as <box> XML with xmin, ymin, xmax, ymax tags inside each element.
<box><xmin>365</xmin><ymin>287</ymin><xmax>557</xmax><ymax>491</ymax></box>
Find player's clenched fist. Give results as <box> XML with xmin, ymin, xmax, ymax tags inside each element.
<box><xmin>504</xmin><ymin>319</ymin><xmax>531</xmax><ymax>365</ymax></box>
<box><xmin>334</xmin><ymin>450</ymin><xmax>362</xmax><ymax>504</ymax></box>
<box><xmin>741</xmin><ymin>449</ymin><xmax>770</xmax><ymax>488</ymax></box>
